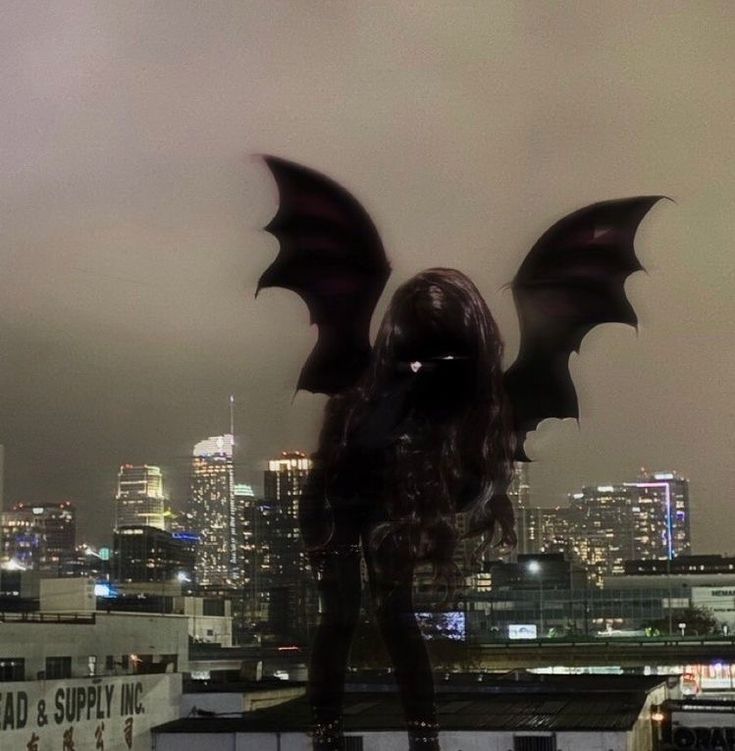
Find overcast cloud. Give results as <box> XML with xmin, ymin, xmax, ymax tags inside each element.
<box><xmin>0</xmin><ymin>2</ymin><xmax>733</xmax><ymax>548</ymax></box>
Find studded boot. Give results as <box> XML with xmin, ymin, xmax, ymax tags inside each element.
<box><xmin>407</xmin><ymin>718</ymin><xmax>440</xmax><ymax>750</ymax></box>
<box><xmin>311</xmin><ymin>717</ymin><xmax>344</xmax><ymax>751</ymax></box>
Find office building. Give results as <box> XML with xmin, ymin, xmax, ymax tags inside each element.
<box><xmin>511</xmin><ymin>462</ymin><xmax>543</xmax><ymax>557</ymax></box>
<box><xmin>262</xmin><ymin>452</ymin><xmax>313</xmax><ymax>579</ymax></box>
<box><xmin>0</xmin><ymin>444</ymin><xmax>4</xmax><ymax>512</ymax></box>
<box><xmin>152</xmin><ymin>673</ymin><xmax>672</xmax><ymax>751</ymax></box>
<box><xmin>627</xmin><ymin>470</ymin><xmax>691</xmax><ymax>559</ymax></box>
<box><xmin>566</xmin><ymin>484</ymin><xmax>635</xmax><ymax>582</ymax></box>
<box><xmin>470</xmin><ymin>552</ymin><xmax>589</xmax><ymax>637</ymax></box>
<box><xmin>509</xmin><ymin>461</ymin><xmax>530</xmax><ymax>511</ymax></box>
<box><xmin>115</xmin><ymin>464</ymin><xmax>166</xmax><ymax>530</ymax></box>
<box><xmin>233</xmin><ymin>482</ymin><xmax>264</xmax><ymax>619</ymax></box>
<box><xmin>624</xmin><ymin>554</ymin><xmax>735</xmax><ymax>576</ymax></box>
<box><xmin>1</xmin><ymin>605</ymin><xmax>184</xmax><ymax>750</ymax></box>
<box><xmin>0</xmin><ymin>501</ymin><xmax>76</xmax><ymax>572</ymax></box>
<box><xmin>112</xmin><ymin>526</ymin><xmax>196</xmax><ymax>583</ymax></box>
<box><xmin>537</xmin><ymin>471</ymin><xmax>692</xmax><ymax>585</ymax></box>
<box><xmin>261</xmin><ymin>452</ymin><xmax>313</xmax><ymax>636</ymax></box>
<box><xmin>190</xmin><ymin>434</ymin><xmax>237</xmax><ymax>585</ymax></box>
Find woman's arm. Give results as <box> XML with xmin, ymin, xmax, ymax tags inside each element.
<box><xmin>298</xmin><ymin>395</ymin><xmax>350</xmax><ymax>551</ymax></box>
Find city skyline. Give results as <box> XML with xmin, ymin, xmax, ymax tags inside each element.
<box><xmin>0</xmin><ymin>418</ymin><xmax>708</xmax><ymax>564</ymax></box>
<box><xmin>0</xmin><ymin>433</ymin><xmax>700</xmax><ymax>553</ymax></box>
<box><xmin>0</xmin><ymin>438</ymin><xmax>698</xmax><ymax>573</ymax></box>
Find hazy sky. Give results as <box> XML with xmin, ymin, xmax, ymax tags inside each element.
<box><xmin>0</xmin><ymin>2</ymin><xmax>733</xmax><ymax>548</ymax></box>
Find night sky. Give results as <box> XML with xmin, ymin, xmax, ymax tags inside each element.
<box><xmin>0</xmin><ymin>3</ymin><xmax>733</xmax><ymax>549</ymax></box>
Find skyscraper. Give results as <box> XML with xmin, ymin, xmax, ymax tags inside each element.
<box><xmin>114</xmin><ymin>465</ymin><xmax>166</xmax><ymax>530</ymax></box>
<box><xmin>566</xmin><ymin>485</ymin><xmax>634</xmax><ymax>582</ymax></box>
<box><xmin>508</xmin><ymin>462</ymin><xmax>543</xmax><ymax>556</ymax></box>
<box><xmin>0</xmin><ymin>502</ymin><xmax>76</xmax><ymax>572</ymax></box>
<box><xmin>234</xmin><ymin>483</ymin><xmax>260</xmax><ymax>615</ymax></box>
<box><xmin>190</xmin><ymin>434</ymin><xmax>236</xmax><ymax>585</ymax></box>
<box><xmin>627</xmin><ymin>470</ymin><xmax>691</xmax><ymax>559</ymax></box>
<box><xmin>261</xmin><ymin>452</ymin><xmax>314</xmax><ymax>635</ymax></box>
<box><xmin>539</xmin><ymin>470</ymin><xmax>693</xmax><ymax>585</ymax></box>
<box><xmin>262</xmin><ymin>452</ymin><xmax>313</xmax><ymax>579</ymax></box>
<box><xmin>112</xmin><ymin>526</ymin><xmax>195</xmax><ymax>583</ymax></box>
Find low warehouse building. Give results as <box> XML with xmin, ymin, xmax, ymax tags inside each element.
<box><xmin>154</xmin><ymin>674</ymin><xmax>675</xmax><ymax>751</ymax></box>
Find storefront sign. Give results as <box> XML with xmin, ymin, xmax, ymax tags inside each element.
<box><xmin>665</xmin><ymin>725</ymin><xmax>735</xmax><ymax>750</ymax></box>
<box><xmin>0</xmin><ymin>674</ymin><xmax>180</xmax><ymax>750</ymax></box>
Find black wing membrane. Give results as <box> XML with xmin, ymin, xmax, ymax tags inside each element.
<box><xmin>504</xmin><ymin>196</ymin><xmax>666</xmax><ymax>460</ymax></box>
<box><xmin>258</xmin><ymin>156</ymin><xmax>391</xmax><ymax>394</ymax></box>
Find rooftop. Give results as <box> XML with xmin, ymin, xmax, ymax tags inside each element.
<box><xmin>157</xmin><ymin>674</ymin><xmax>668</xmax><ymax>735</ymax></box>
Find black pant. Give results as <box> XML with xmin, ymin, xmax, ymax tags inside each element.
<box><xmin>305</xmin><ymin>497</ymin><xmax>438</xmax><ymax>747</ymax></box>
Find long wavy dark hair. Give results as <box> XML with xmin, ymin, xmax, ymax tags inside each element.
<box><xmin>318</xmin><ymin>268</ymin><xmax>515</xmax><ymax>595</ymax></box>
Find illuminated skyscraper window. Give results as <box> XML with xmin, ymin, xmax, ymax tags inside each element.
<box><xmin>627</xmin><ymin>470</ymin><xmax>691</xmax><ymax>560</ymax></box>
<box><xmin>261</xmin><ymin>452</ymin><xmax>314</xmax><ymax>636</ymax></box>
<box><xmin>0</xmin><ymin>502</ymin><xmax>76</xmax><ymax>572</ymax></box>
<box><xmin>190</xmin><ymin>434</ymin><xmax>236</xmax><ymax>586</ymax></box>
<box><xmin>540</xmin><ymin>470</ymin><xmax>692</xmax><ymax>586</ymax></box>
<box><xmin>114</xmin><ymin>465</ymin><xmax>166</xmax><ymax>530</ymax></box>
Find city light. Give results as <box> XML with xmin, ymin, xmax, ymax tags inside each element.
<box><xmin>2</xmin><ymin>558</ymin><xmax>26</xmax><ymax>571</ymax></box>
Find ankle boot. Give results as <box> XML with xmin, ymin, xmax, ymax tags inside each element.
<box><xmin>407</xmin><ymin>719</ymin><xmax>440</xmax><ymax>750</ymax></box>
<box><xmin>311</xmin><ymin>717</ymin><xmax>344</xmax><ymax>750</ymax></box>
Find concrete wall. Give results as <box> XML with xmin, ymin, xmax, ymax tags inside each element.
<box><xmin>188</xmin><ymin>614</ymin><xmax>233</xmax><ymax>646</ymax></box>
<box><xmin>180</xmin><ymin>686</ymin><xmax>305</xmax><ymax>717</ymax></box>
<box><xmin>180</xmin><ymin>691</ymin><xmax>244</xmax><ymax>716</ymax></box>
<box><xmin>40</xmin><ymin>577</ymin><xmax>96</xmax><ymax>613</ymax></box>
<box><xmin>1</xmin><ymin>612</ymin><xmax>189</xmax><ymax>678</ymax></box>
<box><xmin>692</xmin><ymin>585</ymin><xmax>735</xmax><ymax>629</ymax></box>
<box><xmin>153</xmin><ymin>728</ymin><xmax>634</xmax><ymax>751</ymax></box>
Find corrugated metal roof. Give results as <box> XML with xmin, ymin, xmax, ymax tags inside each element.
<box><xmin>155</xmin><ymin>688</ymin><xmax>648</xmax><ymax>734</ymax></box>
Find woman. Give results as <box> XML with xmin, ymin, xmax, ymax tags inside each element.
<box><xmin>300</xmin><ymin>267</ymin><xmax>516</xmax><ymax>751</ymax></box>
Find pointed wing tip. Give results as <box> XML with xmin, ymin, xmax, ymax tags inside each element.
<box><xmin>633</xmin><ymin>195</ymin><xmax>673</xmax><ymax>218</ymax></box>
<box><xmin>251</xmin><ymin>153</ymin><xmax>283</xmax><ymax>175</ymax></box>
<box><xmin>258</xmin><ymin>154</ymin><xmax>295</xmax><ymax>186</ymax></box>
<box><xmin>259</xmin><ymin>154</ymin><xmax>304</xmax><ymax>179</ymax></box>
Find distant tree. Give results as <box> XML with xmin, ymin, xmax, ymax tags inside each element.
<box><xmin>642</xmin><ymin>606</ymin><xmax>718</xmax><ymax>636</ymax></box>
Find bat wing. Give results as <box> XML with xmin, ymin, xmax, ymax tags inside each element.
<box><xmin>257</xmin><ymin>156</ymin><xmax>391</xmax><ymax>394</ymax></box>
<box><xmin>503</xmin><ymin>196</ymin><xmax>666</xmax><ymax>460</ymax></box>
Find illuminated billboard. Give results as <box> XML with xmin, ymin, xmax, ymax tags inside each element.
<box><xmin>508</xmin><ymin>624</ymin><xmax>538</xmax><ymax>640</ymax></box>
<box><xmin>415</xmin><ymin>612</ymin><xmax>466</xmax><ymax>641</ymax></box>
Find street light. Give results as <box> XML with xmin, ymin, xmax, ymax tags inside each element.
<box><xmin>527</xmin><ymin>560</ymin><xmax>544</xmax><ymax>637</ymax></box>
